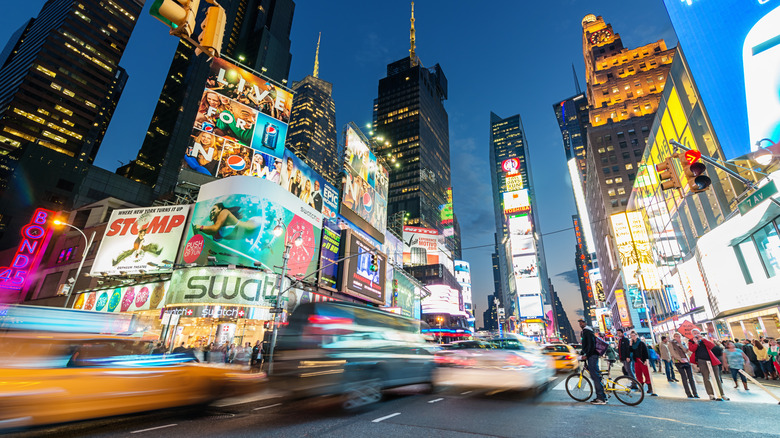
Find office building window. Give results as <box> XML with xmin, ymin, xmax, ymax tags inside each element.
<box><xmin>751</xmin><ymin>220</ymin><xmax>780</xmax><ymax>278</ymax></box>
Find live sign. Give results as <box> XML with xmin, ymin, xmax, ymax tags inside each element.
<box><xmin>738</xmin><ymin>181</ymin><xmax>778</xmax><ymax>215</ymax></box>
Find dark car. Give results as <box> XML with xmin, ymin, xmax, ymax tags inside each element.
<box><xmin>270</xmin><ymin>302</ymin><xmax>435</xmax><ymax>409</ymax></box>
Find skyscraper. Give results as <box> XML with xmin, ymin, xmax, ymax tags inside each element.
<box><xmin>372</xmin><ymin>4</ymin><xmax>452</xmax><ymax>234</ymax></box>
<box><xmin>118</xmin><ymin>0</ymin><xmax>295</xmax><ymax>196</ymax></box>
<box><xmin>0</xmin><ymin>0</ymin><xmax>143</xmax><ymax>246</ymax></box>
<box><xmin>489</xmin><ymin>112</ymin><xmax>551</xmax><ymax>334</ymax></box>
<box><xmin>286</xmin><ymin>34</ymin><xmax>338</xmax><ymax>186</ymax></box>
<box><xmin>553</xmin><ymin>92</ymin><xmax>589</xmax><ymax>187</ymax></box>
<box><xmin>580</xmin><ymin>14</ymin><xmax>675</xmax><ymax>318</ymax></box>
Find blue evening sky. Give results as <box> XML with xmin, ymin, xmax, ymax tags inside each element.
<box><xmin>3</xmin><ymin>0</ymin><xmax>677</xmax><ymax>329</ymax></box>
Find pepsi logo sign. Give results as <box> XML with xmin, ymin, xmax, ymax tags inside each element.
<box><xmin>362</xmin><ymin>193</ymin><xmax>373</xmax><ymax>212</ymax></box>
<box><xmin>502</xmin><ymin>157</ymin><xmax>520</xmax><ymax>173</ymax></box>
<box><xmin>226</xmin><ymin>155</ymin><xmax>246</xmax><ymax>171</ymax></box>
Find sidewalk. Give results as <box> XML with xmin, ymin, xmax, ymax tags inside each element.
<box><xmin>645</xmin><ymin>368</ymin><xmax>780</xmax><ymax>404</ymax></box>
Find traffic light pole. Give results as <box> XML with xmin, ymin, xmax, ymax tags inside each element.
<box><xmin>670</xmin><ymin>140</ymin><xmax>780</xmax><ymax>208</ymax></box>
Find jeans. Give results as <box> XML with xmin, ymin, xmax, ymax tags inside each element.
<box><xmin>622</xmin><ymin>358</ymin><xmax>636</xmax><ymax>378</ymax></box>
<box><xmin>751</xmin><ymin>360</ymin><xmax>764</xmax><ymax>378</ymax></box>
<box><xmin>587</xmin><ymin>355</ymin><xmax>606</xmax><ymax>401</ymax></box>
<box><xmin>730</xmin><ymin>367</ymin><xmax>747</xmax><ymax>384</ymax></box>
<box><xmin>663</xmin><ymin>359</ymin><xmax>676</xmax><ymax>381</ymax></box>
<box><xmin>675</xmin><ymin>362</ymin><xmax>698</xmax><ymax>397</ymax></box>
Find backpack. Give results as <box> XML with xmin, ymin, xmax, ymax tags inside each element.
<box><xmin>595</xmin><ymin>336</ymin><xmax>608</xmax><ymax>356</ymax></box>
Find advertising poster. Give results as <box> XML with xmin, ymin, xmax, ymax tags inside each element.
<box><xmin>403</xmin><ymin>226</ymin><xmax>442</xmax><ymax>265</ymax></box>
<box><xmin>194</xmin><ymin>89</ymin><xmax>258</xmax><ymax>148</ymax></box>
<box><xmin>421</xmin><ymin>284</ymin><xmax>461</xmax><ymax>315</ymax></box>
<box><xmin>73</xmin><ymin>281</ymin><xmax>169</xmax><ymax>313</ymax></box>
<box><xmin>182</xmin><ymin>128</ymin><xmax>228</xmax><ymax>177</ymax></box>
<box><xmin>503</xmin><ymin>189</ymin><xmax>531</xmax><ymax>215</ymax></box>
<box><xmin>0</xmin><ymin>208</ymin><xmax>55</xmax><ymax>293</ymax></box>
<box><xmin>614</xmin><ymin>289</ymin><xmax>631</xmax><ymax>327</ymax></box>
<box><xmin>518</xmin><ymin>294</ymin><xmax>543</xmax><ymax>319</ymax></box>
<box><xmin>454</xmin><ymin>260</ymin><xmax>472</xmax><ymax>309</ymax></box>
<box><xmin>217</xmin><ymin>142</ymin><xmax>254</xmax><ymax>178</ymax></box>
<box><xmin>180</xmin><ymin>176</ymin><xmax>322</xmax><ymax>277</ymax></box>
<box><xmin>663</xmin><ymin>0</ymin><xmax>780</xmax><ymax>160</ymax></box>
<box><xmin>507</xmin><ymin>214</ymin><xmax>532</xmax><ymax>236</ymax></box>
<box><xmin>90</xmin><ymin>206</ymin><xmax>189</xmax><ymax>276</ymax></box>
<box><xmin>510</xmin><ymin>235</ymin><xmax>535</xmax><ymax>256</ymax></box>
<box><xmin>384</xmin><ymin>229</ymin><xmax>404</xmax><ymax>267</ymax></box>
<box><xmin>340</xmin><ymin>124</ymin><xmax>389</xmax><ymax>242</ymax></box>
<box><xmin>513</xmin><ymin>254</ymin><xmax>537</xmax><ymax>279</ymax></box>
<box><xmin>317</xmin><ymin>219</ymin><xmax>341</xmax><ymax>291</ymax></box>
<box><xmin>391</xmin><ymin>270</ymin><xmax>418</xmax><ymax>318</ymax></box>
<box><xmin>166</xmin><ymin>267</ymin><xmax>277</xmax><ymax>308</ymax></box>
<box><xmin>339</xmin><ymin>230</ymin><xmax>386</xmax><ymax>304</ymax></box>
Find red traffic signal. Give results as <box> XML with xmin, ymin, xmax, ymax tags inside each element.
<box><xmin>684</xmin><ymin>150</ymin><xmax>702</xmax><ymax>165</ymax></box>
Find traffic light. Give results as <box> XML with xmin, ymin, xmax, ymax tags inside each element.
<box><xmin>149</xmin><ymin>0</ymin><xmax>200</xmax><ymax>37</ymax></box>
<box><xmin>682</xmin><ymin>159</ymin><xmax>712</xmax><ymax>193</ymax></box>
<box><xmin>370</xmin><ymin>253</ymin><xmax>378</xmax><ymax>272</ymax></box>
<box><xmin>195</xmin><ymin>5</ymin><xmax>226</xmax><ymax>57</ymax></box>
<box><xmin>655</xmin><ymin>158</ymin><xmax>681</xmax><ymax>191</ymax></box>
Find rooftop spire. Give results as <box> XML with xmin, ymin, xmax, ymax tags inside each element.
<box><xmin>410</xmin><ymin>2</ymin><xmax>417</xmax><ymax>66</ymax></box>
<box><xmin>572</xmin><ymin>63</ymin><xmax>582</xmax><ymax>94</ymax></box>
<box><xmin>313</xmin><ymin>32</ymin><xmax>321</xmax><ymax>78</ymax></box>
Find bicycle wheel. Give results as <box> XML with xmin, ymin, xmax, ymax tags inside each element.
<box><xmin>565</xmin><ymin>372</ymin><xmax>593</xmax><ymax>402</ymax></box>
<box><xmin>612</xmin><ymin>375</ymin><xmax>644</xmax><ymax>406</ymax></box>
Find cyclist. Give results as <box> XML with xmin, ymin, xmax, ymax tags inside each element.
<box><xmin>578</xmin><ymin>319</ymin><xmax>607</xmax><ymax>404</ymax></box>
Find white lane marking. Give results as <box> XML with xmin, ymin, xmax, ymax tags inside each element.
<box><xmin>460</xmin><ymin>391</ymin><xmax>472</xmax><ymax>395</ymax></box>
<box><xmin>427</xmin><ymin>397</ymin><xmax>444</xmax><ymax>404</ymax></box>
<box><xmin>372</xmin><ymin>412</ymin><xmax>401</xmax><ymax>423</ymax></box>
<box><xmin>252</xmin><ymin>402</ymin><xmax>283</xmax><ymax>411</ymax></box>
<box><xmin>130</xmin><ymin>424</ymin><xmax>177</xmax><ymax>434</ymax></box>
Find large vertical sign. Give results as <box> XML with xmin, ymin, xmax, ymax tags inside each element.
<box><xmin>454</xmin><ymin>260</ymin><xmax>472</xmax><ymax>310</ymax></box>
<box><xmin>340</xmin><ymin>124</ymin><xmax>388</xmax><ymax>243</ymax></box>
<box><xmin>180</xmin><ymin>176</ymin><xmax>323</xmax><ymax>277</ymax></box>
<box><xmin>663</xmin><ymin>1</ymin><xmax>780</xmax><ymax>160</ymax></box>
<box><xmin>0</xmin><ymin>209</ymin><xmax>54</xmax><ymax>292</ymax></box>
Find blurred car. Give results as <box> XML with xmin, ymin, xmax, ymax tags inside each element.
<box><xmin>271</xmin><ymin>301</ymin><xmax>435</xmax><ymax>409</ymax></box>
<box><xmin>0</xmin><ymin>333</ymin><xmax>264</xmax><ymax>429</ymax></box>
<box><xmin>434</xmin><ymin>334</ymin><xmax>554</xmax><ymax>392</ymax></box>
<box><xmin>440</xmin><ymin>340</ymin><xmax>495</xmax><ymax>350</ymax></box>
<box><xmin>541</xmin><ymin>344</ymin><xmax>579</xmax><ymax>372</ymax></box>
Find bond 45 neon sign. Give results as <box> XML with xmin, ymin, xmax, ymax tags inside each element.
<box><xmin>0</xmin><ymin>209</ymin><xmax>55</xmax><ymax>290</ymax></box>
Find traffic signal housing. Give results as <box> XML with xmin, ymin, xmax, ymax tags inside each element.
<box><xmin>682</xmin><ymin>160</ymin><xmax>712</xmax><ymax>193</ymax></box>
<box><xmin>369</xmin><ymin>253</ymin><xmax>379</xmax><ymax>272</ymax></box>
<box><xmin>655</xmin><ymin>158</ymin><xmax>681</xmax><ymax>191</ymax></box>
<box><xmin>149</xmin><ymin>0</ymin><xmax>200</xmax><ymax>37</ymax></box>
<box><xmin>195</xmin><ymin>5</ymin><xmax>226</xmax><ymax>57</ymax></box>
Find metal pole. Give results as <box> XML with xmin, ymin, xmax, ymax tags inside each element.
<box><xmin>64</xmin><ymin>229</ymin><xmax>95</xmax><ymax>308</ymax></box>
<box><xmin>267</xmin><ymin>243</ymin><xmax>291</xmax><ymax>375</ymax></box>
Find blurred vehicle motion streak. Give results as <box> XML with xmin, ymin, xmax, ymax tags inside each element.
<box><xmin>270</xmin><ymin>302</ymin><xmax>436</xmax><ymax>409</ymax></box>
<box><xmin>541</xmin><ymin>344</ymin><xmax>580</xmax><ymax>372</ymax></box>
<box><xmin>0</xmin><ymin>305</ymin><xmax>263</xmax><ymax>430</ymax></box>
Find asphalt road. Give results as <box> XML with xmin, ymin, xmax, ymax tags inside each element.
<box><xmin>7</xmin><ymin>377</ymin><xmax>780</xmax><ymax>438</ymax></box>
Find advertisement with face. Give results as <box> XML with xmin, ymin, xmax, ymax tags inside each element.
<box><xmin>217</xmin><ymin>141</ymin><xmax>254</xmax><ymax>178</ymax></box>
<box><xmin>341</xmin><ymin>167</ymin><xmax>388</xmax><ymax>239</ymax></box>
<box><xmin>90</xmin><ymin>206</ymin><xmax>189</xmax><ymax>277</ymax></box>
<box><xmin>194</xmin><ymin>90</ymin><xmax>258</xmax><ymax>148</ymax></box>
<box><xmin>182</xmin><ymin>128</ymin><xmax>228</xmax><ymax>177</ymax></box>
<box><xmin>73</xmin><ymin>281</ymin><xmax>169</xmax><ymax>313</ymax></box>
<box><xmin>339</xmin><ymin>230</ymin><xmax>386</xmax><ymax>304</ymax></box>
<box><xmin>181</xmin><ymin>176</ymin><xmax>322</xmax><ymax>278</ymax></box>
<box><xmin>663</xmin><ymin>1</ymin><xmax>780</xmax><ymax>160</ymax></box>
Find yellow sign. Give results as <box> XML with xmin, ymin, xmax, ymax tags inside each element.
<box><xmin>614</xmin><ymin>289</ymin><xmax>631</xmax><ymax>327</ymax></box>
<box><xmin>506</xmin><ymin>174</ymin><xmax>524</xmax><ymax>191</ymax></box>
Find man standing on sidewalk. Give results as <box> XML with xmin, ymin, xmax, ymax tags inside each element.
<box><xmin>579</xmin><ymin>319</ymin><xmax>607</xmax><ymax>404</ymax></box>
<box><xmin>688</xmin><ymin>329</ymin><xmax>729</xmax><ymax>401</ymax></box>
<box><xmin>617</xmin><ymin>329</ymin><xmax>635</xmax><ymax>379</ymax></box>
<box><xmin>671</xmin><ymin>332</ymin><xmax>699</xmax><ymax>399</ymax></box>
<box><xmin>659</xmin><ymin>336</ymin><xmax>678</xmax><ymax>383</ymax></box>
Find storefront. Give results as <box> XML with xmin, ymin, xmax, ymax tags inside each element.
<box><xmin>724</xmin><ymin>307</ymin><xmax>780</xmax><ymax>340</ymax></box>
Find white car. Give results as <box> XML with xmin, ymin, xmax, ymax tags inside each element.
<box><xmin>434</xmin><ymin>334</ymin><xmax>554</xmax><ymax>391</ymax></box>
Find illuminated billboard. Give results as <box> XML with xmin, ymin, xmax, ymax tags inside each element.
<box><xmin>74</xmin><ymin>281</ymin><xmax>169</xmax><ymax>313</ymax></box>
<box><xmin>0</xmin><ymin>208</ymin><xmax>55</xmax><ymax>292</ymax></box>
<box><xmin>421</xmin><ymin>284</ymin><xmax>461</xmax><ymax>315</ymax></box>
<box><xmin>90</xmin><ymin>206</ymin><xmax>189</xmax><ymax>277</ymax></box>
<box><xmin>663</xmin><ymin>1</ymin><xmax>780</xmax><ymax>159</ymax></box>
<box><xmin>503</xmin><ymin>189</ymin><xmax>531</xmax><ymax>215</ymax></box>
<box><xmin>568</xmin><ymin>158</ymin><xmax>595</xmax><ymax>254</ymax></box>
<box><xmin>518</xmin><ymin>294</ymin><xmax>543</xmax><ymax>318</ymax></box>
<box><xmin>340</xmin><ymin>124</ymin><xmax>389</xmax><ymax>243</ymax></box>
<box><xmin>338</xmin><ymin>230</ymin><xmax>386</xmax><ymax>305</ymax></box>
<box><xmin>611</xmin><ymin>212</ymin><xmax>662</xmax><ymax>291</ymax></box>
<box><xmin>454</xmin><ymin>260</ymin><xmax>472</xmax><ymax>309</ymax></box>
<box><xmin>501</xmin><ymin>157</ymin><xmax>521</xmax><ymax>173</ymax></box>
<box><xmin>403</xmin><ymin>226</ymin><xmax>441</xmax><ymax>266</ymax></box>
<box><xmin>180</xmin><ymin>176</ymin><xmax>322</xmax><ymax>277</ymax></box>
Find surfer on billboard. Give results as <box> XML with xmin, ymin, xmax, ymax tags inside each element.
<box><xmin>191</xmin><ymin>203</ymin><xmax>266</xmax><ymax>243</ymax></box>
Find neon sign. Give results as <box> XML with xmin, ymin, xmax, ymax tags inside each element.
<box><xmin>0</xmin><ymin>208</ymin><xmax>55</xmax><ymax>290</ymax></box>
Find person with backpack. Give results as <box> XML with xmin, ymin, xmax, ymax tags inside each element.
<box><xmin>578</xmin><ymin>319</ymin><xmax>607</xmax><ymax>404</ymax></box>
<box><xmin>629</xmin><ymin>330</ymin><xmax>658</xmax><ymax>396</ymax></box>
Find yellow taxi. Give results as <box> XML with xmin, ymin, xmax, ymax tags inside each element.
<box><xmin>541</xmin><ymin>344</ymin><xmax>579</xmax><ymax>372</ymax></box>
<box><xmin>0</xmin><ymin>332</ymin><xmax>264</xmax><ymax>430</ymax></box>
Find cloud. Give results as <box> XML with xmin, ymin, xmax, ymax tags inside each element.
<box><xmin>575</xmin><ymin>308</ymin><xmax>584</xmax><ymax>317</ymax></box>
<box><xmin>450</xmin><ymin>137</ymin><xmax>495</xmax><ymax>243</ymax></box>
<box><xmin>554</xmin><ymin>268</ymin><xmax>580</xmax><ymax>287</ymax></box>
<box><xmin>354</xmin><ymin>32</ymin><xmax>391</xmax><ymax>66</ymax></box>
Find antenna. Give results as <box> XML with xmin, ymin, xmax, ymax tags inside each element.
<box><xmin>572</xmin><ymin>63</ymin><xmax>582</xmax><ymax>94</ymax></box>
<box><xmin>313</xmin><ymin>32</ymin><xmax>321</xmax><ymax>78</ymax></box>
<box><xmin>410</xmin><ymin>2</ymin><xmax>417</xmax><ymax>66</ymax></box>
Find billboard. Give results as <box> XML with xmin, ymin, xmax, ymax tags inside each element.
<box><xmin>390</xmin><ymin>270</ymin><xmax>420</xmax><ymax>318</ymax></box>
<box><xmin>403</xmin><ymin>226</ymin><xmax>443</xmax><ymax>266</ymax></box>
<box><xmin>340</xmin><ymin>124</ymin><xmax>389</xmax><ymax>243</ymax></box>
<box><xmin>611</xmin><ymin>212</ymin><xmax>662</xmax><ymax>291</ymax></box>
<box><xmin>0</xmin><ymin>208</ymin><xmax>55</xmax><ymax>293</ymax></box>
<box><xmin>663</xmin><ymin>1</ymin><xmax>780</xmax><ymax>159</ymax></box>
<box><xmin>421</xmin><ymin>284</ymin><xmax>461</xmax><ymax>315</ymax></box>
<box><xmin>166</xmin><ymin>267</ymin><xmax>277</xmax><ymax>308</ymax></box>
<box><xmin>507</xmin><ymin>213</ymin><xmax>533</xmax><ymax>236</ymax></box>
<box><xmin>90</xmin><ymin>206</ymin><xmax>189</xmax><ymax>277</ymax></box>
<box><xmin>180</xmin><ymin>176</ymin><xmax>323</xmax><ymax>277</ymax></box>
<box><xmin>73</xmin><ymin>281</ymin><xmax>169</xmax><ymax>313</ymax></box>
<box><xmin>454</xmin><ymin>260</ymin><xmax>472</xmax><ymax>309</ymax></box>
<box><xmin>503</xmin><ymin>189</ymin><xmax>531</xmax><ymax>215</ymax></box>
<box><xmin>518</xmin><ymin>294</ymin><xmax>544</xmax><ymax>318</ymax></box>
<box><xmin>339</xmin><ymin>230</ymin><xmax>386</xmax><ymax>305</ymax></box>
<box><xmin>317</xmin><ymin>219</ymin><xmax>341</xmax><ymax>291</ymax></box>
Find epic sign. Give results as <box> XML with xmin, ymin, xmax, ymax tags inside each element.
<box><xmin>0</xmin><ymin>209</ymin><xmax>54</xmax><ymax>291</ymax></box>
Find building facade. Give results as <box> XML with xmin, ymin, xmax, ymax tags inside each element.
<box><xmin>118</xmin><ymin>0</ymin><xmax>295</xmax><ymax>196</ymax></box>
<box><xmin>580</xmin><ymin>14</ymin><xmax>676</xmax><ymax>331</ymax></box>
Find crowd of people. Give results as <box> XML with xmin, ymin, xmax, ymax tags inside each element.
<box><xmin>148</xmin><ymin>340</ymin><xmax>268</xmax><ymax>372</ymax></box>
<box><xmin>579</xmin><ymin>321</ymin><xmax>780</xmax><ymax>404</ymax></box>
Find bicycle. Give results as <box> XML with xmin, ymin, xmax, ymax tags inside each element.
<box><xmin>565</xmin><ymin>359</ymin><xmax>644</xmax><ymax>406</ymax></box>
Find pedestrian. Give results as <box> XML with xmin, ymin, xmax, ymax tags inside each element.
<box><xmin>743</xmin><ymin>339</ymin><xmax>763</xmax><ymax>378</ymax></box>
<box><xmin>151</xmin><ymin>341</ymin><xmax>166</xmax><ymax>355</ymax></box>
<box><xmin>659</xmin><ymin>336</ymin><xmax>678</xmax><ymax>382</ymax></box>
<box><xmin>670</xmin><ymin>332</ymin><xmax>699</xmax><ymax>398</ymax></box>
<box><xmin>722</xmin><ymin>341</ymin><xmax>750</xmax><ymax>391</ymax></box>
<box><xmin>647</xmin><ymin>341</ymin><xmax>660</xmax><ymax>373</ymax></box>
<box><xmin>578</xmin><ymin>319</ymin><xmax>607</xmax><ymax>404</ymax></box>
<box><xmin>769</xmin><ymin>339</ymin><xmax>780</xmax><ymax>379</ymax></box>
<box><xmin>755</xmin><ymin>340</ymin><xmax>773</xmax><ymax>380</ymax></box>
<box><xmin>629</xmin><ymin>330</ymin><xmax>658</xmax><ymax>396</ymax></box>
<box><xmin>688</xmin><ymin>329</ymin><xmax>728</xmax><ymax>401</ymax></box>
<box><xmin>710</xmin><ymin>338</ymin><xmax>725</xmax><ymax>383</ymax></box>
<box><xmin>251</xmin><ymin>340</ymin><xmax>263</xmax><ymax>372</ymax></box>
<box><xmin>616</xmin><ymin>329</ymin><xmax>635</xmax><ymax>379</ymax></box>
<box><xmin>173</xmin><ymin>342</ymin><xmax>187</xmax><ymax>354</ymax></box>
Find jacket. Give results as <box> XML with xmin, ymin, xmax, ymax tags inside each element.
<box><xmin>755</xmin><ymin>346</ymin><xmax>769</xmax><ymax>361</ymax></box>
<box><xmin>743</xmin><ymin>343</ymin><xmax>757</xmax><ymax>362</ymax></box>
<box><xmin>659</xmin><ymin>342</ymin><xmax>673</xmax><ymax>361</ymax></box>
<box><xmin>618</xmin><ymin>336</ymin><xmax>631</xmax><ymax>361</ymax></box>
<box><xmin>631</xmin><ymin>340</ymin><xmax>650</xmax><ymax>362</ymax></box>
<box><xmin>687</xmin><ymin>338</ymin><xmax>721</xmax><ymax>366</ymax></box>
<box><xmin>669</xmin><ymin>340</ymin><xmax>689</xmax><ymax>363</ymax></box>
<box><xmin>581</xmin><ymin>326</ymin><xmax>598</xmax><ymax>357</ymax></box>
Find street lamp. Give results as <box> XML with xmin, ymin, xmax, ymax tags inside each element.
<box><xmin>53</xmin><ymin>220</ymin><xmax>95</xmax><ymax>308</ymax></box>
<box><xmin>634</xmin><ymin>268</ymin><xmax>656</xmax><ymax>343</ymax></box>
<box><xmin>267</xmin><ymin>219</ymin><xmax>303</xmax><ymax>374</ymax></box>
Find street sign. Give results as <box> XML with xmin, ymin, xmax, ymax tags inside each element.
<box><xmin>268</xmin><ymin>308</ymin><xmax>283</xmax><ymax>314</ymax></box>
<box><xmin>738</xmin><ymin>181</ymin><xmax>778</xmax><ymax>215</ymax></box>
